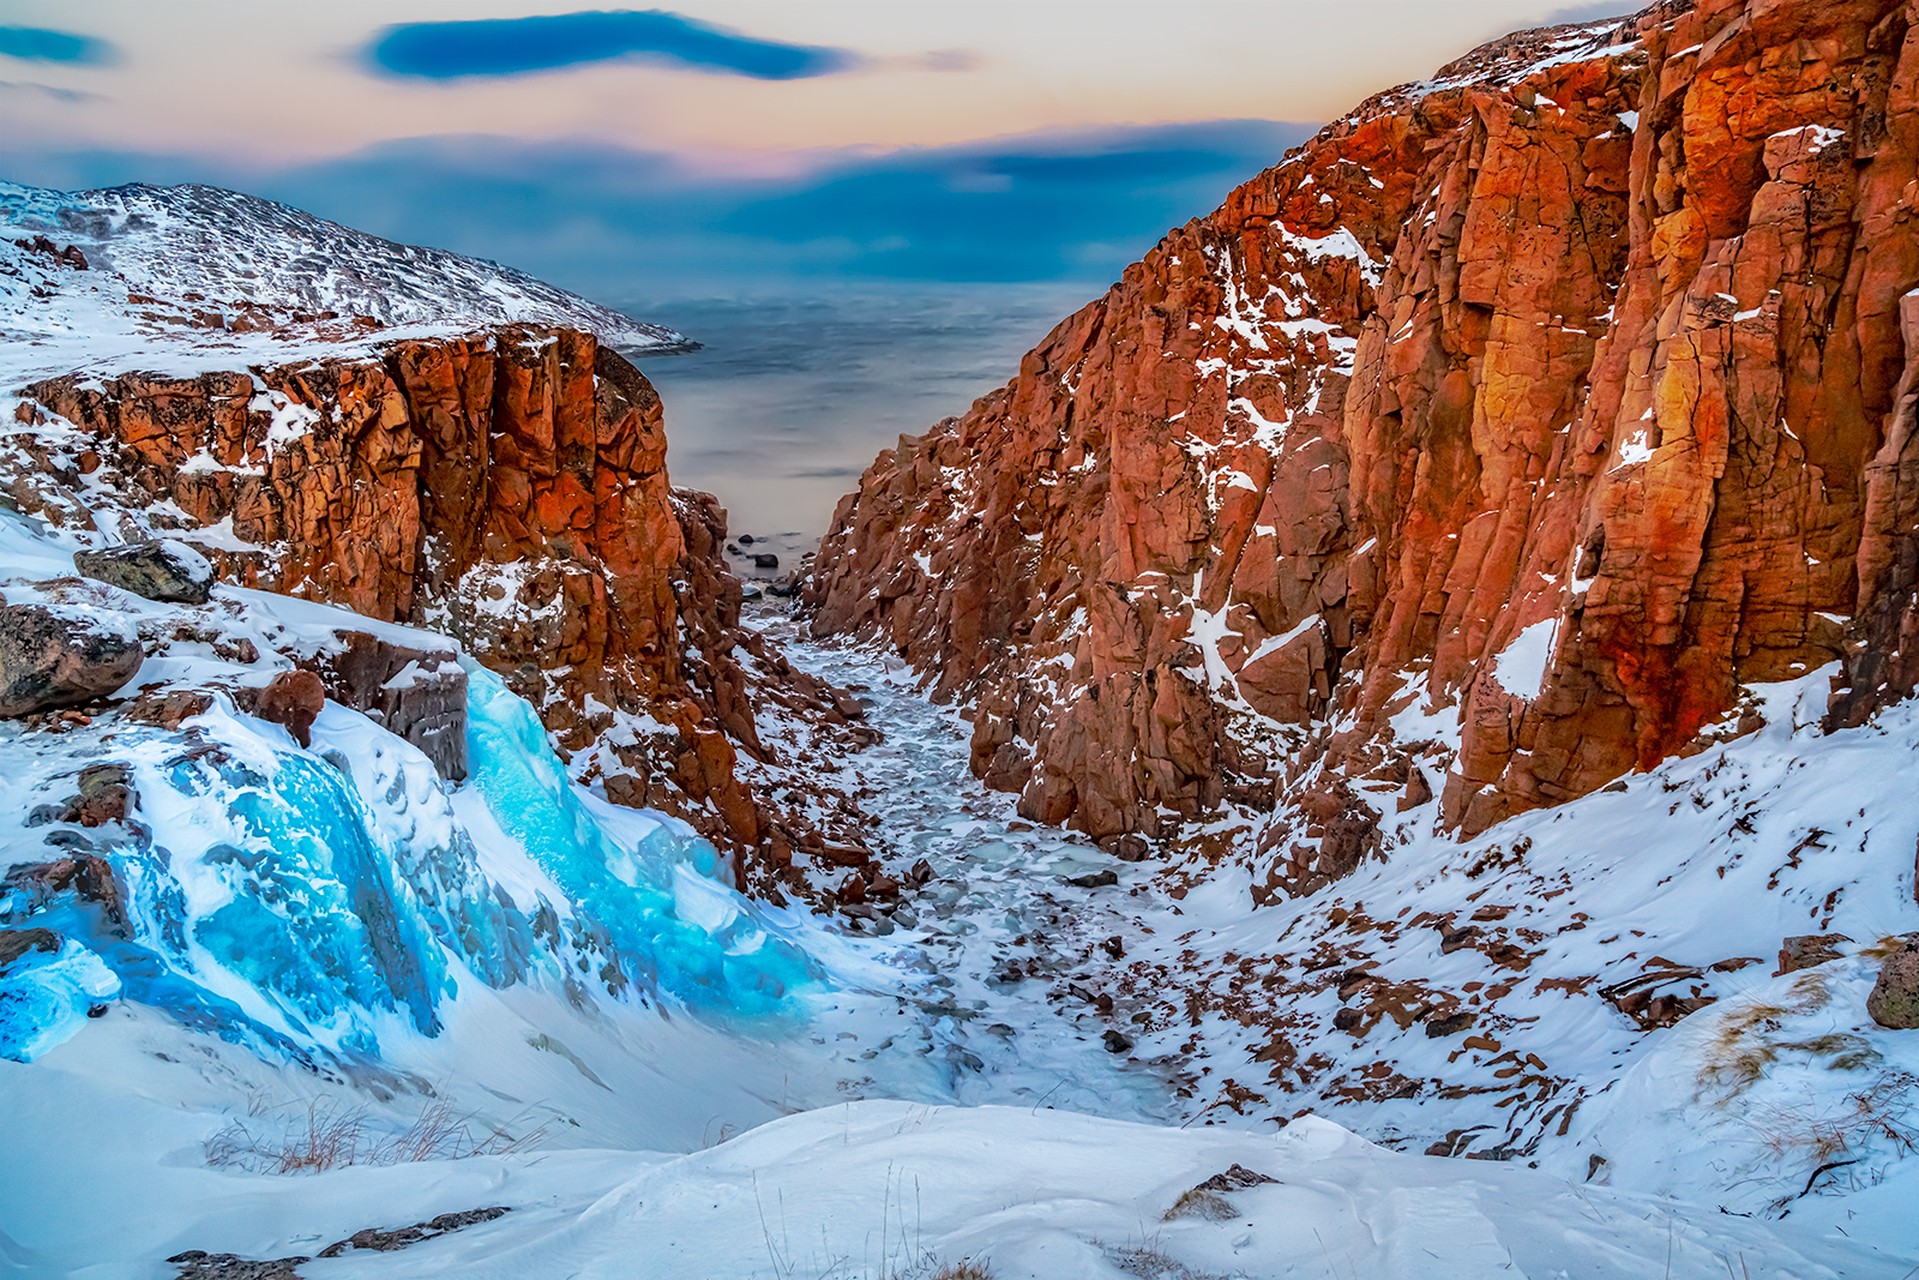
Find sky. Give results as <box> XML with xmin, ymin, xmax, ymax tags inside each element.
<box><xmin>0</xmin><ymin>1</ymin><xmax>1633</xmax><ymax>298</ymax></box>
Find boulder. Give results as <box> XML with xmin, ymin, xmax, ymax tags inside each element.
<box><xmin>2</xmin><ymin>855</ymin><xmax>125</xmax><ymax>928</ymax></box>
<box><xmin>249</xmin><ymin>669</ymin><xmax>326</xmax><ymax>747</ymax></box>
<box><xmin>0</xmin><ymin>603</ymin><xmax>142</xmax><ymax>717</ymax></box>
<box><xmin>1867</xmin><ymin>938</ymin><xmax>1919</xmax><ymax>1030</ymax></box>
<box><xmin>752</xmin><ymin>552</ymin><xmax>780</xmax><ymax>570</ymax></box>
<box><xmin>0</xmin><ymin>927</ymin><xmax>62</xmax><ymax>972</ymax></box>
<box><xmin>73</xmin><ymin>539</ymin><xmax>213</xmax><ymax>604</ymax></box>
<box><xmin>1777</xmin><ymin>933</ymin><xmax>1849</xmax><ymax>975</ymax></box>
<box><xmin>58</xmin><ymin>763</ymin><xmax>135</xmax><ymax>828</ymax></box>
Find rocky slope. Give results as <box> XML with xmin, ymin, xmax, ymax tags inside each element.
<box><xmin>810</xmin><ymin>0</ymin><xmax>1919</xmax><ymax>894</ymax></box>
<box><xmin>1</xmin><ymin>182</ymin><xmax>875</xmax><ymax>891</ymax></box>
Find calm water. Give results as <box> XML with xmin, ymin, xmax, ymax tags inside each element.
<box><xmin>627</xmin><ymin>284</ymin><xmax>1092</xmax><ymax>565</ymax></box>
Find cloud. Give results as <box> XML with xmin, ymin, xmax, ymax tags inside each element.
<box><xmin>0</xmin><ymin>25</ymin><xmax>115</xmax><ymax>66</ymax></box>
<box><xmin>0</xmin><ymin>80</ymin><xmax>103</xmax><ymax>103</ymax></box>
<box><xmin>366</xmin><ymin>10</ymin><xmax>862</xmax><ymax>81</ymax></box>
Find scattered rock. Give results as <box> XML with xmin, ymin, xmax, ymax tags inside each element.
<box><xmin>1107</xmin><ymin>833</ymin><xmax>1150</xmax><ymax>862</ymax></box>
<box><xmin>1332</xmin><ymin>1007</ymin><xmax>1364</xmax><ymax>1034</ymax></box>
<box><xmin>752</xmin><ymin>552</ymin><xmax>780</xmax><ymax>570</ymax></box>
<box><xmin>0</xmin><ymin>603</ymin><xmax>143</xmax><ymax>717</ymax></box>
<box><xmin>247</xmin><ymin>669</ymin><xmax>326</xmax><ymax>747</ymax></box>
<box><xmin>1614</xmin><ymin>988</ymin><xmax>1715</xmax><ymax>1030</ymax></box>
<box><xmin>1101</xmin><ymin>1029</ymin><xmax>1133</xmax><ymax>1053</ymax></box>
<box><xmin>73</xmin><ymin>539</ymin><xmax>214</xmax><ymax>605</ymax></box>
<box><xmin>1066</xmin><ymin>869</ymin><xmax>1118</xmax><ymax>889</ymax></box>
<box><xmin>905</xmin><ymin>858</ymin><xmax>934</xmax><ymax>887</ymax></box>
<box><xmin>1425</xmin><ymin>1010</ymin><xmax>1476</xmax><ymax>1038</ymax></box>
<box><xmin>0</xmin><ymin>927</ymin><xmax>62</xmax><ymax>971</ymax></box>
<box><xmin>833</xmin><ymin>692</ymin><xmax>866</xmax><ymax>721</ymax></box>
<box><xmin>1777</xmin><ymin>933</ymin><xmax>1850</xmax><ymax>975</ymax></box>
<box><xmin>1194</xmin><ymin>1163</ymin><xmax>1278</xmax><ymax>1192</ymax></box>
<box><xmin>171</xmin><ymin>1207</ymin><xmax>510</xmax><ymax>1278</ymax></box>
<box><xmin>1101</xmin><ymin>935</ymin><xmax>1125</xmax><ymax>959</ymax></box>
<box><xmin>737</xmin><ymin>533</ymin><xmax>756</xmax><ymax>545</ymax></box>
<box><xmin>167</xmin><ymin>1252</ymin><xmax>306</xmax><ymax>1280</ymax></box>
<box><xmin>3</xmin><ymin>854</ymin><xmax>126</xmax><ymax>927</ymax></box>
<box><xmin>317</xmin><ymin>1207</ymin><xmax>511</xmax><ymax>1258</ymax></box>
<box><xmin>1868</xmin><ymin>937</ymin><xmax>1919</xmax><ymax>1030</ymax></box>
<box><xmin>123</xmin><ymin>687</ymin><xmax>215</xmax><ymax>729</ymax></box>
<box><xmin>836</xmin><ymin>872</ymin><xmax>869</xmax><ymax>905</ymax></box>
<box><xmin>58</xmin><ymin>763</ymin><xmax>135</xmax><ymax>828</ymax></box>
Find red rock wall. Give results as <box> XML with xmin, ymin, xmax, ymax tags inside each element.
<box><xmin>16</xmin><ymin>328</ymin><xmax>784</xmax><ymax>869</ymax></box>
<box><xmin>809</xmin><ymin>0</ymin><xmax>1919</xmax><ymax>889</ymax></box>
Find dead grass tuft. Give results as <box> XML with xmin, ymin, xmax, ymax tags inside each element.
<box><xmin>929</xmin><ymin>1263</ymin><xmax>995</xmax><ymax>1280</ymax></box>
<box><xmin>1163</xmin><ymin>1188</ymin><xmax>1236</xmax><ymax>1221</ymax></box>
<box><xmin>205</xmin><ymin>1097</ymin><xmax>548</xmax><ymax>1175</ymax></box>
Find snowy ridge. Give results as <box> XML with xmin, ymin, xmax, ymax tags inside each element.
<box><xmin>0</xmin><ymin>179</ymin><xmax>689</xmax><ymax>389</ymax></box>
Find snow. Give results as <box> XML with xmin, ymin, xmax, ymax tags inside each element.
<box><xmin>0</xmin><ymin>938</ymin><xmax>120</xmax><ymax>1062</ymax></box>
<box><xmin>0</xmin><ymin>180</ymin><xmax>688</xmax><ymax>403</ymax></box>
<box><xmin>3</xmin><ymin>513</ymin><xmax>1919</xmax><ymax>1272</ymax></box>
<box><xmin>1490</xmin><ymin>616</ymin><xmax>1561</xmax><ymax>697</ymax></box>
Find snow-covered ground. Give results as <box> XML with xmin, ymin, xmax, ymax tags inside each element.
<box><xmin>6</xmin><ymin>499</ymin><xmax>1916</xmax><ymax>1275</ymax></box>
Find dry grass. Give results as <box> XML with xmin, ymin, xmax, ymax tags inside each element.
<box><xmin>205</xmin><ymin>1097</ymin><xmax>548</xmax><ymax>1175</ymax></box>
<box><xmin>1755</xmin><ymin>1070</ymin><xmax>1919</xmax><ymax>1168</ymax></box>
<box><xmin>929</xmin><ymin>1263</ymin><xmax>994</xmax><ymax>1280</ymax></box>
<box><xmin>1700</xmin><ymin>973</ymin><xmax>1837</xmax><ymax>1094</ymax></box>
<box><xmin>1162</xmin><ymin>1188</ymin><xmax>1236</xmax><ymax>1221</ymax></box>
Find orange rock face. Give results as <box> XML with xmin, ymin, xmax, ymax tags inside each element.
<box><xmin>810</xmin><ymin>0</ymin><xmax>1919</xmax><ymax>891</ymax></box>
<box><xmin>15</xmin><ymin>327</ymin><xmax>818</xmax><ymax>878</ymax></box>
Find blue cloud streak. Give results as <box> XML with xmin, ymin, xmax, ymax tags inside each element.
<box><xmin>368</xmin><ymin>9</ymin><xmax>860</xmax><ymax>81</ymax></box>
<box><xmin>0</xmin><ymin>26</ymin><xmax>114</xmax><ymax>66</ymax></box>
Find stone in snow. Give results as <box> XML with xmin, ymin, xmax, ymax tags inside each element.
<box><xmin>73</xmin><ymin>539</ymin><xmax>213</xmax><ymax>605</ymax></box>
<box><xmin>0</xmin><ymin>603</ymin><xmax>142</xmax><ymax>717</ymax></box>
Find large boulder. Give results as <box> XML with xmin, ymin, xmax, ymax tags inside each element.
<box><xmin>0</xmin><ymin>603</ymin><xmax>143</xmax><ymax>717</ymax></box>
<box><xmin>247</xmin><ymin>669</ymin><xmax>326</xmax><ymax>748</ymax></box>
<box><xmin>1867</xmin><ymin>938</ymin><xmax>1919</xmax><ymax>1031</ymax></box>
<box><xmin>73</xmin><ymin>539</ymin><xmax>213</xmax><ymax>605</ymax></box>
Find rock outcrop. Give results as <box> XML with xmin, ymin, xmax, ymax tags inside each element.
<box><xmin>0</xmin><ymin>601</ymin><xmax>143</xmax><ymax>717</ymax></box>
<box><xmin>74</xmin><ymin>539</ymin><xmax>214</xmax><ymax>604</ymax></box>
<box><xmin>6</xmin><ymin>327</ymin><xmax>860</xmax><ymax>885</ymax></box>
<box><xmin>810</xmin><ymin>0</ymin><xmax>1919</xmax><ymax>892</ymax></box>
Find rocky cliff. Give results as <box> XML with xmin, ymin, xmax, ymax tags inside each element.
<box><xmin>810</xmin><ymin>0</ymin><xmax>1919</xmax><ymax>893</ymax></box>
<box><xmin>1</xmin><ymin>186</ymin><xmax>876</xmax><ymax>894</ymax></box>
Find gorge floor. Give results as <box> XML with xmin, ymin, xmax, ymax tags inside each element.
<box><xmin>757</xmin><ymin>607</ymin><xmax>1187</xmax><ymax>1126</ymax></box>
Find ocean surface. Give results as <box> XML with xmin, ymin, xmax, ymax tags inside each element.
<box><xmin>627</xmin><ymin>284</ymin><xmax>1093</xmax><ymax>568</ymax></box>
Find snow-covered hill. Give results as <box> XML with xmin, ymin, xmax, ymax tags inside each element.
<box><xmin>0</xmin><ymin>179</ymin><xmax>689</xmax><ymax>391</ymax></box>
